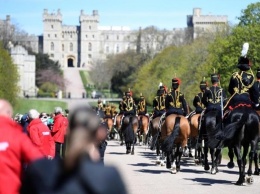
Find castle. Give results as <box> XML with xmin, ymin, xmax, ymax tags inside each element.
<box><xmin>42</xmin><ymin>9</ymin><xmax>133</xmax><ymax>69</ymax></box>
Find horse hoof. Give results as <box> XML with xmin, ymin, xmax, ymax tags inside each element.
<box><xmin>171</xmin><ymin>167</ymin><xmax>177</xmax><ymax>174</ymax></box>
<box><xmin>166</xmin><ymin>162</ymin><xmax>171</xmax><ymax>169</ymax></box>
<box><xmin>211</xmin><ymin>167</ymin><xmax>217</xmax><ymax>175</ymax></box>
<box><xmin>235</xmin><ymin>181</ymin><xmax>244</xmax><ymax>186</ymax></box>
<box><xmin>160</xmin><ymin>161</ymin><xmax>165</xmax><ymax>166</ymax></box>
<box><xmin>204</xmin><ymin>164</ymin><xmax>210</xmax><ymax>171</ymax></box>
<box><xmin>126</xmin><ymin>150</ymin><xmax>130</xmax><ymax>154</ymax></box>
<box><xmin>227</xmin><ymin>162</ymin><xmax>235</xmax><ymax>169</ymax></box>
<box><xmin>176</xmin><ymin>166</ymin><xmax>180</xmax><ymax>172</ymax></box>
<box><xmin>120</xmin><ymin>143</ymin><xmax>124</xmax><ymax>146</ymax></box>
<box><xmin>246</xmin><ymin>176</ymin><xmax>254</xmax><ymax>185</ymax></box>
<box><xmin>189</xmin><ymin>153</ymin><xmax>193</xmax><ymax>158</ymax></box>
<box><xmin>131</xmin><ymin>151</ymin><xmax>134</xmax><ymax>155</ymax></box>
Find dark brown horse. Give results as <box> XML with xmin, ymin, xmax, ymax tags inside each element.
<box><xmin>189</xmin><ymin>113</ymin><xmax>203</xmax><ymax>164</ymax></box>
<box><xmin>104</xmin><ymin>117</ymin><xmax>115</xmax><ymax>140</ymax></box>
<box><xmin>115</xmin><ymin>114</ymin><xmax>124</xmax><ymax>144</ymax></box>
<box><xmin>121</xmin><ymin>115</ymin><xmax>139</xmax><ymax>154</ymax></box>
<box><xmin>138</xmin><ymin>115</ymin><xmax>149</xmax><ymax>145</ymax></box>
<box><xmin>161</xmin><ymin>114</ymin><xmax>190</xmax><ymax>173</ymax></box>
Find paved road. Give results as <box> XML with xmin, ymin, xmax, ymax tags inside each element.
<box><xmin>105</xmin><ymin>140</ymin><xmax>260</xmax><ymax>194</ymax></box>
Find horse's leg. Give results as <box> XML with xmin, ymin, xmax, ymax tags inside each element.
<box><xmin>227</xmin><ymin>146</ymin><xmax>235</xmax><ymax>168</ymax></box>
<box><xmin>234</xmin><ymin>144</ymin><xmax>244</xmax><ymax>185</ymax></box>
<box><xmin>203</xmin><ymin>145</ymin><xmax>210</xmax><ymax>171</ymax></box>
<box><xmin>211</xmin><ymin>148</ymin><xmax>221</xmax><ymax>174</ymax></box>
<box><xmin>247</xmin><ymin>139</ymin><xmax>258</xmax><ymax>179</ymax></box>
<box><xmin>176</xmin><ymin>145</ymin><xmax>183</xmax><ymax>172</ymax></box>
<box><xmin>210</xmin><ymin>148</ymin><xmax>216</xmax><ymax>174</ymax></box>
<box><xmin>254</xmin><ymin>150</ymin><xmax>259</xmax><ymax>175</ymax></box>
<box><xmin>166</xmin><ymin>152</ymin><xmax>172</xmax><ymax>169</ymax></box>
<box><xmin>131</xmin><ymin>141</ymin><xmax>135</xmax><ymax>155</ymax></box>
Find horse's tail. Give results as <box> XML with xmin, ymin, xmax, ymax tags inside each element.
<box><xmin>161</xmin><ymin>117</ymin><xmax>181</xmax><ymax>153</ymax></box>
<box><xmin>207</xmin><ymin>113</ymin><xmax>248</xmax><ymax>148</ymax></box>
<box><xmin>124</xmin><ymin>117</ymin><xmax>135</xmax><ymax>143</ymax></box>
<box><xmin>139</xmin><ymin>116</ymin><xmax>143</xmax><ymax>130</ymax></box>
<box><xmin>223</xmin><ymin>113</ymin><xmax>248</xmax><ymax>140</ymax></box>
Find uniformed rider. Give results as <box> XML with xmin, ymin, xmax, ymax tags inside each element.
<box><xmin>165</xmin><ymin>77</ymin><xmax>188</xmax><ymax>116</ymax></box>
<box><xmin>137</xmin><ymin>93</ymin><xmax>147</xmax><ymax>116</ymax></box>
<box><xmin>225</xmin><ymin>43</ymin><xmax>259</xmax><ymax>110</ymax></box>
<box><xmin>122</xmin><ymin>91</ymin><xmax>136</xmax><ymax>116</ymax></box>
<box><xmin>193</xmin><ymin>79</ymin><xmax>207</xmax><ymax>114</ymax></box>
<box><xmin>153</xmin><ymin>88</ymin><xmax>166</xmax><ymax>118</ymax></box>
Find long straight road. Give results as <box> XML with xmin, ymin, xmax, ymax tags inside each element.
<box><xmin>105</xmin><ymin>140</ymin><xmax>260</xmax><ymax>194</ymax></box>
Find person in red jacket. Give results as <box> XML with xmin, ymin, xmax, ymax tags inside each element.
<box><xmin>28</xmin><ymin>109</ymin><xmax>55</xmax><ymax>159</ymax></box>
<box><xmin>0</xmin><ymin>99</ymin><xmax>44</xmax><ymax>194</ymax></box>
<box><xmin>51</xmin><ymin>107</ymin><xmax>68</xmax><ymax>158</ymax></box>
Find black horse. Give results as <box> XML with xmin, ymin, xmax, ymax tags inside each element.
<box><xmin>199</xmin><ymin>108</ymin><xmax>222</xmax><ymax>174</ymax></box>
<box><xmin>121</xmin><ymin>115</ymin><xmax>139</xmax><ymax>155</ymax></box>
<box><xmin>208</xmin><ymin>106</ymin><xmax>259</xmax><ymax>185</ymax></box>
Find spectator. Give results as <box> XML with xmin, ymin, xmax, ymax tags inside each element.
<box><xmin>20</xmin><ymin>113</ymin><xmax>30</xmax><ymax>134</ymax></box>
<box><xmin>51</xmin><ymin>107</ymin><xmax>68</xmax><ymax>158</ymax></box>
<box><xmin>28</xmin><ymin>109</ymin><xmax>55</xmax><ymax>159</ymax></box>
<box><xmin>0</xmin><ymin>99</ymin><xmax>43</xmax><ymax>194</ymax></box>
<box><xmin>21</xmin><ymin>105</ymin><xmax>127</xmax><ymax>194</ymax></box>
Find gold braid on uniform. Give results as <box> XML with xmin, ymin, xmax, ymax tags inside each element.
<box><xmin>139</xmin><ymin>100</ymin><xmax>146</xmax><ymax>112</ymax></box>
<box><xmin>169</xmin><ymin>91</ymin><xmax>181</xmax><ymax>108</ymax></box>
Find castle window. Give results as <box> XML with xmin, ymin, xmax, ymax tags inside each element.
<box><xmin>55</xmin><ymin>34</ymin><xmax>57</xmax><ymax>38</ymax></box>
<box><xmin>116</xmin><ymin>45</ymin><xmax>119</xmax><ymax>53</ymax></box>
<box><xmin>88</xmin><ymin>43</ymin><xmax>92</xmax><ymax>51</ymax></box>
<box><xmin>86</xmin><ymin>34</ymin><xmax>88</xmax><ymax>38</ymax></box>
<box><xmin>70</xmin><ymin>43</ymin><xmax>73</xmax><ymax>51</ymax></box>
<box><xmin>51</xmin><ymin>42</ymin><xmax>54</xmax><ymax>51</ymax></box>
<box><xmin>106</xmin><ymin>35</ymin><xmax>109</xmax><ymax>40</ymax></box>
<box><xmin>106</xmin><ymin>46</ymin><xmax>109</xmax><ymax>53</ymax></box>
<box><xmin>48</xmin><ymin>34</ymin><xmax>50</xmax><ymax>38</ymax></box>
<box><xmin>89</xmin><ymin>26</ymin><xmax>91</xmax><ymax>30</ymax></box>
<box><xmin>88</xmin><ymin>54</ymin><xmax>92</xmax><ymax>58</ymax></box>
<box><xmin>92</xmin><ymin>35</ymin><xmax>95</xmax><ymax>38</ymax></box>
<box><xmin>50</xmin><ymin>54</ymin><xmax>54</xmax><ymax>58</ymax></box>
<box><xmin>62</xmin><ymin>44</ymin><xmax>64</xmax><ymax>51</ymax></box>
<box><xmin>117</xmin><ymin>35</ymin><xmax>119</xmax><ymax>40</ymax></box>
<box><xmin>51</xmin><ymin>25</ymin><xmax>54</xmax><ymax>29</ymax></box>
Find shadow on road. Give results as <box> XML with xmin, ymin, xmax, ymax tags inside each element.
<box><xmin>128</xmin><ymin>163</ymin><xmax>155</xmax><ymax>167</ymax></box>
<box><xmin>180</xmin><ymin>168</ymin><xmax>205</xmax><ymax>174</ymax></box>
<box><xmin>108</xmin><ymin>152</ymin><xmax>126</xmax><ymax>155</ymax></box>
<box><xmin>221</xmin><ymin>169</ymin><xmax>239</xmax><ymax>175</ymax></box>
<box><xmin>135</xmin><ymin>169</ymin><xmax>169</xmax><ymax>174</ymax></box>
<box><xmin>184</xmin><ymin>177</ymin><xmax>232</xmax><ymax>186</ymax></box>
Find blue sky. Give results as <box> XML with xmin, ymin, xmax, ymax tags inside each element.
<box><xmin>0</xmin><ymin>0</ymin><xmax>258</xmax><ymax>35</ymax></box>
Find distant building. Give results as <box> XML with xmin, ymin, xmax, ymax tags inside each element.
<box><xmin>187</xmin><ymin>8</ymin><xmax>228</xmax><ymax>39</ymax></box>
<box><xmin>11</xmin><ymin>45</ymin><xmax>37</xmax><ymax>97</ymax></box>
<box><xmin>42</xmin><ymin>9</ymin><xmax>133</xmax><ymax>69</ymax></box>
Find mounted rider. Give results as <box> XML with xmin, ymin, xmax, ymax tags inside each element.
<box><xmin>137</xmin><ymin>93</ymin><xmax>148</xmax><ymax>116</ymax></box>
<box><xmin>193</xmin><ymin>78</ymin><xmax>207</xmax><ymax>114</ymax></box>
<box><xmin>96</xmin><ymin>98</ymin><xmax>103</xmax><ymax>111</ymax></box>
<box><xmin>104</xmin><ymin>102</ymin><xmax>112</xmax><ymax>119</ymax></box>
<box><xmin>225</xmin><ymin>43</ymin><xmax>259</xmax><ymax>111</ymax></box>
<box><xmin>113</xmin><ymin>95</ymin><xmax>126</xmax><ymax>126</ymax></box>
<box><xmin>122</xmin><ymin>90</ymin><xmax>136</xmax><ymax>116</ymax></box>
<box><xmin>152</xmin><ymin>87</ymin><xmax>166</xmax><ymax>119</ymax></box>
<box><xmin>165</xmin><ymin>77</ymin><xmax>188</xmax><ymax>116</ymax></box>
<box><xmin>254</xmin><ymin>68</ymin><xmax>260</xmax><ymax>107</ymax></box>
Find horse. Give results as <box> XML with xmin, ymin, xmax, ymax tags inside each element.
<box><xmin>115</xmin><ymin>114</ymin><xmax>124</xmax><ymax>144</ymax></box>
<box><xmin>199</xmin><ymin>108</ymin><xmax>222</xmax><ymax>174</ymax></box>
<box><xmin>149</xmin><ymin>116</ymin><xmax>165</xmax><ymax>165</ymax></box>
<box><xmin>208</xmin><ymin>106</ymin><xmax>259</xmax><ymax>185</ymax></box>
<box><xmin>138</xmin><ymin>115</ymin><xmax>149</xmax><ymax>145</ymax></box>
<box><xmin>121</xmin><ymin>115</ymin><xmax>139</xmax><ymax>155</ymax></box>
<box><xmin>104</xmin><ymin>117</ymin><xmax>115</xmax><ymax>140</ymax></box>
<box><xmin>160</xmin><ymin>114</ymin><xmax>190</xmax><ymax>174</ymax></box>
<box><xmin>189</xmin><ymin>113</ymin><xmax>203</xmax><ymax>165</ymax></box>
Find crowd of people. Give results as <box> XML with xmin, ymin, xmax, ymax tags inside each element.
<box><xmin>0</xmin><ymin>101</ymin><xmax>127</xmax><ymax>194</ymax></box>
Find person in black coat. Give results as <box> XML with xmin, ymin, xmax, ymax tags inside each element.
<box><xmin>21</xmin><ymin>105</ymin><xmax>127</xmax><ymax>194</ymax></box>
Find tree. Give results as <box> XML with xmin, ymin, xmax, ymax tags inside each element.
<box><xmin>238</xmin><ymin>2</ymin><xmax>260</xmax><ymax>26</ymax></box>
<box><xmin>0</xmin><ymin>42</ymin><xmax>19</xmax><ymax>105</ymax></box>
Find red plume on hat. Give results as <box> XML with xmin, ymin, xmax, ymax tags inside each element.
<box><xmin>172</xmin><ymin>77</ymin><xmax>181</xmax><ymax>85</ymax></box>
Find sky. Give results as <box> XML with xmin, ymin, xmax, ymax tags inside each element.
<box><xmin>0</xmin><ymin>0</ymin><xmax>259</xmax><ymax>35</ymax></box>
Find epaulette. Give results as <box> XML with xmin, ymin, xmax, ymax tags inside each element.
<box><xmin>232</xmin><ymin>72</ymin><xmax>239</xmax><ymax>78</ymax></box>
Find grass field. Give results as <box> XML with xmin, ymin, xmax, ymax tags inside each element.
<box><xmin>14</xmin><ymin>99</ymin><xmax>68</xmax><ymax>115</ymax></box>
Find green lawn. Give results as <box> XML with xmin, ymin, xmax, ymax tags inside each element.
<box><xmin>14</xmin><ymin>99</ymin><xmax>68</xmax><ymax>115</ymax></box>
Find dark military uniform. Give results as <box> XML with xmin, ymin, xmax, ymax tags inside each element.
<box><xmin>122</xmin><ymin>93</ymin><xmax>136</xmax><ymax>116</ymax></box>
<box><xmin>165</xmin><ymin>78</ymin><xmax>188</xmax><ymax>116</ymax></box>
<box><xmin>254</xmin><ymin>68</ymin><xmax>260</xmax><ymax>106</ymax></box>
<box><xmin>104</xmin><ymin>104</ymin><xmax>112</xmax><ymax>118</ymax></box>
<box><xmin>153</xmin><ymin>88</ymin><xmax>166</xmax><ymax>118</ymax></box>
<box><xmin>137</xmin><ymin>95</ymin><xmax>147</xmax><ymax>115</ymax></box>
<box><xmin>226</xmin><ymin>56</ymin><xmax>259</xmax><ymax>110</ymax></box>
<box><xmin>193</xmin><ymin>80</ymin><xmax>207</xmax><ymax>114</ymax></box>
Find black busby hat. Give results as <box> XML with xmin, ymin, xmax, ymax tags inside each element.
<box><xmin>211</xmin><ymin>74</ymin><xmax>219</xmax><ymax>83</ymax></box>
<box><xmin>237</xmin><ymin>43</ymin><xmax>250</xmax><ymax>71</ymax></box>
<box><xmin>157</xmin><ymin>88</ymin><xmax>164</xmax><ymax>96</ymax></box>
<box><xmin>200</xmin><ymin>77</ymin><xmax>207</xmax><ymax>90</ymax></box>
<box><xmin>257</xmin><ymin>68</ymin><xmax>260</xmax><ymax>79</ymax></box>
